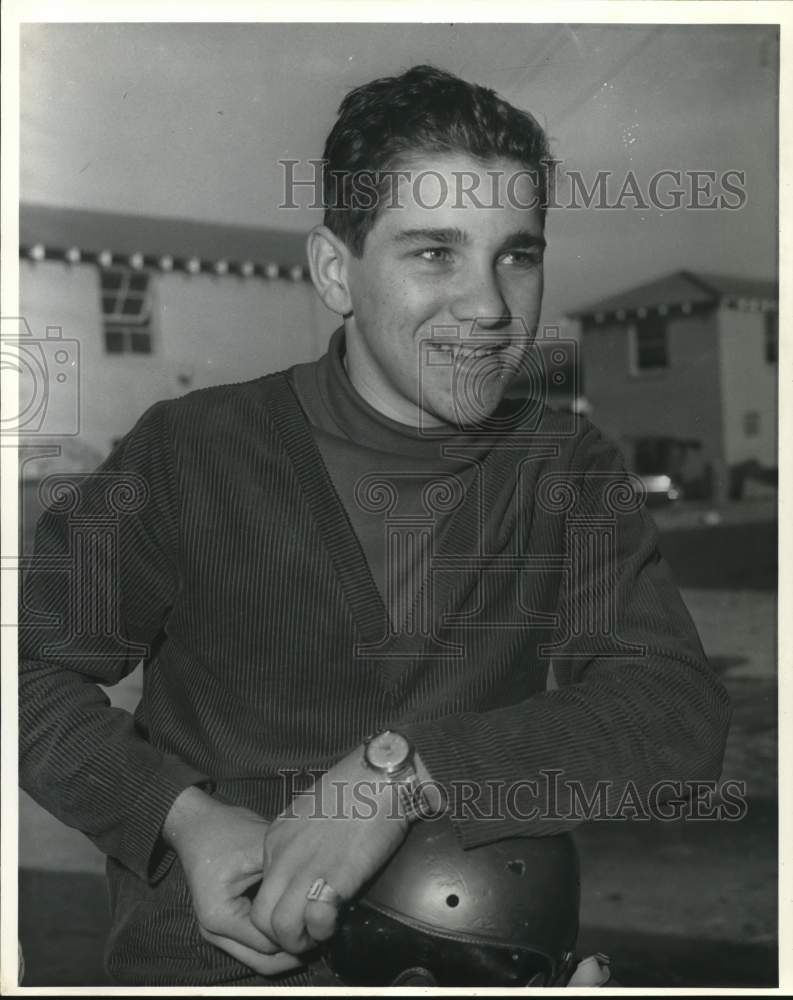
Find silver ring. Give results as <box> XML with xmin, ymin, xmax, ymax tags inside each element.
<box><xmin>306</xmin><ymin>877</ymin><xmax>343</xmax><ymax>906</ymax></box>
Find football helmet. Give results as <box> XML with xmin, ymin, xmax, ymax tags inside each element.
<box><xmin>326</xmin><ymin>815</ymin><xmax>580</xmax><ymax>987</ymax></box>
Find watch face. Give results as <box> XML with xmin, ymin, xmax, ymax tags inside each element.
<box><xmin>367</xmin><ymin>731</ymin><xmax>410</xmax><ymax>771</ymax></box>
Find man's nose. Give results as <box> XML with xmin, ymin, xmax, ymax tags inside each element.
<box><xmin>449</xmin><ymin>266</ymin><xmax>511</xmax><ymax>329</ymax></box>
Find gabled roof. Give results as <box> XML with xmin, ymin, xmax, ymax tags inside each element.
<box><xmin>19</xmin><ymin>202</ymin><xmax>309</xmax><ymax>277</ymax></box>
<box><xmin>568</xmin><ymin>269</ymin><xmax>777</xmax><ymax>323</ymax></box>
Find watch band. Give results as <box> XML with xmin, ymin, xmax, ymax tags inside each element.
<box><xmin>397</xmin><ymin>773</ymin><xmax>433</xmax><ymax>823</ymax></box>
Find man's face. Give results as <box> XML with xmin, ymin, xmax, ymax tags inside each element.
<box><xmin>342</xmin><ymin>153</ymin><xmax>545</xmax><ymax>428</ymax></box>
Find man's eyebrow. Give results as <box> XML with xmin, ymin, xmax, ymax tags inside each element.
<box><xmin>497</xmin><ymin>230</ymin><xmax>547</xmax><ymax>252</ymax></box>
<box><xmin>391</xmin><ymin>227</ymin><xmax>469</xmax><ymax>246</ymax></box>
<box><xmin>390</xmin><ymin>227</ymin><xmax>547</xmax><ymax>252</ymax></box>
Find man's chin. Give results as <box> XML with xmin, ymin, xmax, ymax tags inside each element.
<box><xmin>420</xmin><ymin>387</ymin><xmax>508</xmax><ymax>432</ymax></box>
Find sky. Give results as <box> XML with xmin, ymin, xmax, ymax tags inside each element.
<box><xmin>19</xmin><ymin>21</ymin><xmax>778</xmax><ymax>327</ymax></box>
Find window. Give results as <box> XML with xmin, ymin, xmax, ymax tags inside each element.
<box><xmin>633</xmin><ymin>315</ymin><xmax>668</xmax><ymax>371</ymax></box>
<box><xmin>764</xmin><ymin>312</ymin><xmax>778</xmax><ymax>365</ymax></box>
<box><xmin>100</xmin><ymin>268</ymin><xmax>154</xmax><ymax>354</ymax></box>
<box><xmin>743</xmin><ymin>411</ymin><xmax>760</xmax><ymax>437</ymax></box>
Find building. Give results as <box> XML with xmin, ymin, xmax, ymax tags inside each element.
<box><xmin>568</xmin><ymin>270</ymin><xmax>778</xmax><ymax>503</ymax></box>
<box><xmin>13</xmin><ymin>202</ymin><xmax>336</xmax><ymax>478</ymax></box>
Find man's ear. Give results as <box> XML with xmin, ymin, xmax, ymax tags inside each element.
<box><xmin>307</xmin><ymin>225</ymin><xmax>354</xmax><ymax>317</ymax></box>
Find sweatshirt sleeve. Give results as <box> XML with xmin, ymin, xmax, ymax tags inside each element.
<box><xmin>19</xmin><ymin>400</ymin><xmax>212</xmax><ymax>883</ymax></box>
<box><xmin>401</xmin><ymin>422</ymin><xmax>732</xmax><ymax>847</ymax></box>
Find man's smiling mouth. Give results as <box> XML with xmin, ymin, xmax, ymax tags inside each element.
<box><xmin>431</xmin><ymin>342</ymin><xmax>507</xmax><ymax>360</ymax></box>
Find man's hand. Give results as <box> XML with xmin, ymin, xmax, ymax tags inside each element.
<box><xmin>162</xmin><ymin>786</ymin><xmax>303</xmax><ymax>976</ymax></box>
<box><xmin>249</xmin><ymin>747</ymin><xmax>411</xmax><ymax>954</ymax></box>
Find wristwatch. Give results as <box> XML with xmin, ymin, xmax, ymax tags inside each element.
<box><xmin>362</xmin><ymin>730</ymin><xmax>431</xmax><ymax>823</ymax></box>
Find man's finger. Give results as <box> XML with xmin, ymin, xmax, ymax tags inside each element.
<box><xmin>270</xmin><ymin>872</ymin><xmax>348</xmax><ymax>952</ymax></box>
<box><xmin>303</xmin><ymin>896</ymin><xmax>340</xmax><ymax>944</ymax></box>
<box><xmin>249</xmin><ymin>866</ymin><xmax>292</xmax><ymax>940</ymax></box>
<box><xmin>200</xmin><ymin>929</ymin><xmax>304</xmax><ymax>977</ymax></box>
<box><xmin>203</xmin><ymin>907</ymin><xmax>283</xmax><ymax>955</ymax></box>
<box><xmin>268</xmin><ymin>876</ymin><xmax>319</xmax><ymax>954</ymax></box>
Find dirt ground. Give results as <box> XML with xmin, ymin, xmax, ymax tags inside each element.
<box><xmin>17</xmin><ymin>509</ymin><xmax>778</xmax><ymax>987</ymax></box>
<box><xmin>575</xmin><ymin>583</ymin><xmax>777</xmax><ymax>985</ymax></box>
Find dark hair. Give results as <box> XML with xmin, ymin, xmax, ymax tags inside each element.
<box><xmin>322</xmin><ymin>64</ymin><xmax>550</xmax><ymax>256</ymax></box>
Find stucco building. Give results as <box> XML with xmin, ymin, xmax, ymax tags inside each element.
<box><xmin>569</xmin><ymin>270</ymin><xmax>778</xmax><ymax>503</ymax></box>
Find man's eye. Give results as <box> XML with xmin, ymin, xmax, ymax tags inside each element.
<box><xmin>500</xmin><ymin>250</ymin><xmax>542</xmax><ymax>268</ymax></box>
<box><xmin>418</xmin><ymin>247</ymin><xmax>453</xmax><ymax>262</ymax></box>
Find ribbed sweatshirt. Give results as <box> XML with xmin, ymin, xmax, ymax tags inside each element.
<box><xmin>19</xmin><ymin>336</ymin><xmax>730</xmax><ymax>985</ymax></box>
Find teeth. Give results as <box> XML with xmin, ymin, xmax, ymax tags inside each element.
<box><xmin>435</xmin><ymin>344</ymin><xmax>503</xmax><ymax>359</ymax></box>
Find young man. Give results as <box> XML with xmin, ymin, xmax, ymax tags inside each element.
<box><xmin>19</xmin><ymin>66</ymin><xmax>730</xmax><ymax>986</ymax></box>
